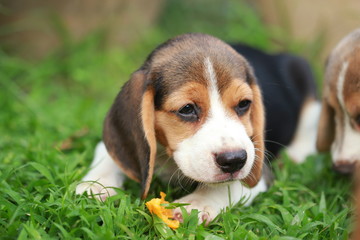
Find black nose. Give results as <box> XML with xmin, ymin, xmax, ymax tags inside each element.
<box><xmin>215</xmin><ymin>150</ymin><xmax>247</xmax><ymax>173</ymax></box>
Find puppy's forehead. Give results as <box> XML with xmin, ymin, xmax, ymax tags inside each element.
<box><xmin>343</xmin><ymin>50</ymin><xmax>360</xmax><ymax>116</ymax></box>
<box><xmin>149</xmin><ymin>34</ymin><xmax>252</xmax><ymax>108</ymax></box>
<box><xmin>344</xmin><ymin>49</ymin><xmax>360</xmax><ymax>96</ymax></box>
<box><xmin>325</xmin><ymin>30</ymin><xmax>360</xmax><ymax>107</ymax></box>
<box><xmin>327</xmin><ymin>48</ymin><xmax>360</xmax><ymax>107</ymax></box>
<box><xmin>326</xmin><ymin>29</ymin><xmax>360</xmax><ymax>87</ymax></box>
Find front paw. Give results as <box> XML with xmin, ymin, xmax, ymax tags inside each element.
<box><xmin>173</xmin><ymin>195</ymin><xmax>220</xmax><ymax>225</ymax></box>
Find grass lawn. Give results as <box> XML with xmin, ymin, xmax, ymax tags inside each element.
<box><xmin>0</xmin><ymin>1</ymin><xmax>354</xmax><ymax>239</ymax></box>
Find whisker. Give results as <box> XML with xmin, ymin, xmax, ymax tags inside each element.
<box><xmin>263</xmin><ymin>139</ymin><xmax>287</xmax><ymax>149</ymax></box>
<box><xmin>168</xmin><ymin>168</ymin><xmax>196</xmax><ymax>194</ymax></box>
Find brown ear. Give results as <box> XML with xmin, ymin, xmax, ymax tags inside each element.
<box><xmin>103</xmin><ymin>70</ymin><xmax>156</xmax><ymax>199</ymax></box>
<box><xmin>316</xmin><ymin>98</ymin><xmax>335</xmax><ymax>152</ymax></box>
<box><xmin>243</xmin><ymin>84</ymin><xmax>265</xmax><ymax>187</ymax></box>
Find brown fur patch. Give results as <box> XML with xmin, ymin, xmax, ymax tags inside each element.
<box><xmin>155</xmin><ymin>82</ymin><xmax>209</xmax><ymax>153</ymax></box>
<box><xmin>316</xmin><ymin>98</ymin><xmax>336</xmax><ymax>152</ymax></box>
<box><xmin>141</xmin><ymin>89</ymin><xmax>157</xmax><ymax>199</ymax></box>
<box><xmin>103</xmin><ymin>70</ymin><xmax>157</xmax><ymax>199</ymax></box>
<box><xmin>221</xmin><ymin>79</ymin><xmax>254</xmax><ymax>136</ymax></box>
<box><xmin>212</xmin><ymin>56</ymin><xmax>250</xmax><ymax>93</ymax></box>
<box><xmin>345</xmin><ymin>93</ymin><xmax>360</xmax><ymax>130</ymax></box>
<box><xmin>103</xmin><ymin>71</ymin><xmax>145</xmax><ymax>183</ymax></box>
<box><xmin>344</xmin><ymin>49</ymin><xmax>360</xmax><ymax>95</ymax></box>
<box><xmin>344</xmin><ymin>50</ymin><xmax>360</xmax><ymax>130</ymax></box>
<box><xmin>242</xmin><ymin>84</ymin><xmax>265</xmax><ymax>187</ymax></box>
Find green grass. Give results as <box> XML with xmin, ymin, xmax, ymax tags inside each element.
<box><xmin>0</xmin><ymin>1</ymin><xmax>353</xmax><ymax>239</ymax></box>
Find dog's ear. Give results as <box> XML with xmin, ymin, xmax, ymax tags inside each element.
<box><xmin>243</xmin><ymin>84</ymin><xmax>265</xmax><ymax>188</ymax></box>
<box><xmin>316</xmin><ymin>98</ymin><xmax>335</xmax><ymax>152</ymax></box>
<box><xmin>103</xmin><ymin>70</ymin><xmax>156</xmax><ymax>199</ymax></box>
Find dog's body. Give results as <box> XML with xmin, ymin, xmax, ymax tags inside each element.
<box><xmin>316</xmin><ymin>28</ymin><xmax>360</xmax><ymax>173</ymax></box>
<box><xmin>77</xmin><ymin>34</ymin><xmax>319</xmax><ymax>223</ymax></box>
<box><xmin>231</xmin><ymin>44</ymin><xmax>319</xmax><ymax>159</ymax></box>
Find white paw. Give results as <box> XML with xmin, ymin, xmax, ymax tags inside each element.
<box><xmin>76</xmin><ymin>141</ymin><xmax>125</xmax><ymax>201</ymax></box>
<box><xmin>173</xmin><ymin>195</ymin><xmax>220</xmax><ymax>225</ymax></box>
<box><xmin>287</xmin><ymin>101</ymin><xmax>321</xmax><ymax>163</ymax></box>
<box><xmin>286</xmin><ymin>146</ymin><xmax>315</xmax><ymax>163</ymax></box>
<box><xmin>76</xmin><ymin>181</ymin><xmax>118</xmax><ymax>201</ymax></box>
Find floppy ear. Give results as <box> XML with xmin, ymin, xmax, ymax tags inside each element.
<box><xmin>243</xmin><ymin>84</ymin><xmax>265</xmax><ymax>188</ymax></box>
<box><xmin>316</xmin><ymin>98</ymin><xmax>335</xmax><ymax>152</ymax></box>
<box><xmin>103</xmin><ymin>70</ymin><xmax>156</xmax><ymax>199</ymax></box>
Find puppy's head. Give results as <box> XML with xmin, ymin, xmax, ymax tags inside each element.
<box><xmin>317</xmin><ymin>29</ymin><xmax>360</xmax><ymax>173</ymax></box>
<box><xmin>103</xmin><ymin>34</ymin><xmax>265</xmax><ymax>198</ymax></box>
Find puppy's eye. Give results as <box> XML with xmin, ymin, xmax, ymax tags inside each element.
<box><xmin>179</xmin><ymin>104</ymin><xmax>195</xmax><ymax>115</ymax></box>
<box><xmin>235</xmin><ymin>100</ymin><xmax>252</xmax><ymax>116</ymax></box>
<box><xmin>177</xmin><ymin>104</ymin><xmax>199</xmax><ymax>122</ymax></box>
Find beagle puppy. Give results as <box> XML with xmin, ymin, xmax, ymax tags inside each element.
<box><xmin>316</xmin><ymin>28</ymin><xmax>360</xmax><ymax>173</ymax></box>
<box><xmin>76</xmin><ymin>33</ymin><xmax>318</xmax><ymax>223</ymax></box>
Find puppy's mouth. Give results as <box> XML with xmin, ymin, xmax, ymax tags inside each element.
<box><xmin>211</xmin><ymin>170</ymin><xmax>241</xmax><ymax>183</ymax></box>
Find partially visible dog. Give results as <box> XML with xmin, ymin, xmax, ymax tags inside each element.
<box><xmin>316</xmin><ymin>28</ymin><xmax>360</xmax><ymax>173</ymax></box>
<box><xmin>76</xmin><ymin>33</ymin><xmax>319</xmax><ymax>223</ymax></box>
<box><xmin>316</xmin><ymin>29</ymin><xmax>360</xmax><ymax>239</ymax></box>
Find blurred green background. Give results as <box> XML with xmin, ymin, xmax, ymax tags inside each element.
<box><xmin>1</xmin><ymin>0</ymin><xmax>360</xmax><ymax>60</ymax></box>
<box><xmin>1</xmin><ymin>0</ymin><xmax>359</xmax><ymax>95</ymax></box>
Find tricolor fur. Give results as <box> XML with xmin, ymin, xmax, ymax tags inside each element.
<box><xmin>317</xmin><ymin>29</ymin><xmax>360</xmax><ymax>173</ymax></box>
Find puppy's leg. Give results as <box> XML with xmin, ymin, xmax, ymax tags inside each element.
<box><xmin>76</xmin><ymin>141</ymin><xmax>125</xmax><ymax>200</ymax></box>
<box><xmin>173</xmin><ymin>177</ymin><xmax>267</xmax><ymax>224</ymax></box>
<box><xmin>287</xmin><ymin>100</ymin><xmax>321</xmax><ymax>163</ymax></box>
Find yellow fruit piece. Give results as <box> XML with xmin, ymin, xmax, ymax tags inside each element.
<box><xmin>145</xmin><ymin>192</ymin><xmax>180</xmax><ymax>229</ymax></box>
